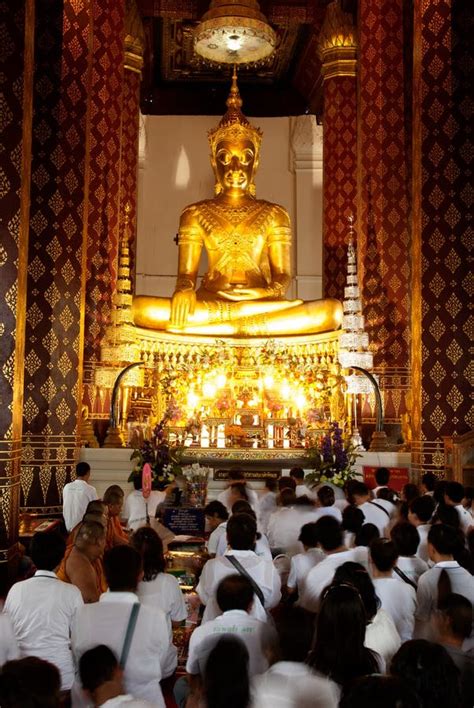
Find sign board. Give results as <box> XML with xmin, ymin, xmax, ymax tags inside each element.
<box><xmin>162</xmin><ymin>507</ymin><xmax>206</xmax><ymax>536</ymax></box>
<box><xmin>363</xmin><ymin>466</ymin><xmax>410</xmax><ymax>493</ymax></box>
<box><xmin>213</xmin><ymin>469</ymin><xmax>280</xmax><ymax>481</ymax></box>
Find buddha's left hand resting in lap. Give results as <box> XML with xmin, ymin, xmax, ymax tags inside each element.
<box><xmin>132</xmin><ymin>73</ymin><xmax>342</xmax><ymax>338</ymax></box>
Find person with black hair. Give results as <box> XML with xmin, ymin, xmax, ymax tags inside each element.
<box><xmin>420</xmin><ymin>471</ymin><xmax>436</xmax><ymax>495</ymax></box>
<box><xmin>252</xmin><ymin>606</ymin><xmax>340</xmax><ymax>708</ymax></box>
<box><xmin>204</xmin><ymin>500</ymin><xmax>229</xmax><ymax>556</ymax></box>
<box><xmin>352</xmin><ymin>522</ymin><xmax>380</xmax><ymax>570</ymax></box>
<box><xmin>391</xmin><ymin>639</ymin><xmax>462</xmax><ymax>708</ymax></box>
<box><xmin>351</xmin><ymin>481</ymin><xmax>390</xmax><ymax>536</ymax></box>
<box><xmin>0</xmin><ymin>656</ymin><xmax>61</xmax><ymax>708</ymax></box>
<box><xmin>307</xmin><ymin>584</ymin><xmax>382</xmax><ymax>687</ymax></box>
<box><xmin>341</xmin><ymin>505</ymin><xmax>364</xmax><ymax>547</ymax></box>
<box><xmin>415</xmin><ymin>524</ymin><xmax>474</xmax><ymax>637</ymax></box>
<box><xmin>373</xmin><ymin>467</ymin><xmax>390</xmax><ymax>495</ymax></box>
<box><xmin>433</xmin><ymin>502</ymin><xmax>462</xmax><ymax>531</ymax></box>
<box><xmin>300</xmin><ymin>516</ymin><xmax>355</xmax><ymax>611</ymax></box>
<box><xmin>289</xmin><ymin>466</ymin><xmax>316</xmax><ymax>499</ymax></box>
<box><xmin>215</xmin><ymin>503</ymin><xmax>272</xmax><ymax>560</ymax></box>
<box><xmin>408</xmin><ymin>494</ymin><xmax>435</xmax><ymax>562</ymax></box>
<box><xmin>444</xmin><ymin>482</ymin><xmax>473</xmax><ymax>534</ymax></box>
<box><xmin>332</xmin><ymin>561</ymin><xmax>401</xmax><ymax>667</ymax></box>
<box><xmin>62</xmin><ymin>461</ymin><xmax>98</xmax><ymax>532</ymax></box>
<box><xmin>78</xmin><ymin>644</ymin><xmax>155</xmax><ymax>707</ymax></box>
<box><xmin>286</xmin><ymin>522</ymin><xmax>325</xmax><ymax>598</ymax></box>
<box><xmin>340</xmin><ymin>675</ymin><xmax>420</xmax><ymax>708</ymax></box>
<box><xmin>315</xmin><ymin>485</ymin><xmax>342</xmax><ymax>522</ymax></box>
<box><xmin>203</xmin><ymin>637</ymin><xmax>251</xmax><ymax>708</ymax></box>
<box><xmin>370</xmin><ymin>539</ymin><xmax>417</xmax><ymax>642</ymax></box>
<box><xmin>4</xmin><ymin>531</ymin><xmax>83</xmax><ymax>692</ymax></box>
<box><xmin>434</xmin><ymin>593</ymin><xmax>474</xmax><ymax>707</ymax></box>
<box><xmin>197</xmin><ymin>513</ymin><xmax>281</xmax><ymax>623</ymax></box>
<box><xmin>71</xmin><ymin>545</ymin><xmax>171</xmax><ymax>707</ymax></box>
<box><xmin>390</xmin><ymin>521</ymin><xmax>429</xmax><ymax>583</ymax></box>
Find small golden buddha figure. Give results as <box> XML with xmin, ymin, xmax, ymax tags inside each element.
<box><xmin>133</xmin><ymin>71</ymin><xmax>342</xmax><ymax>337</ymax></box>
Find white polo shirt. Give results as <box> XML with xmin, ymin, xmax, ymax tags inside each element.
<box><xmin>206</xmin><ymin>521</ymin><xmax>227</xmax><ymax>555</ymax></box>
<box><xmin>394</xmin><ymin>555</ymin><xmax>429</xmax><ymax>584</ymax></box>
<box><xmin>357</xmin><ymin>501</ymin><xmax>390</xmax><ymax>536</ymax></box>
<box><xmin>100</xmin><ymin>697</ymin><xmax>159</xmax><ymax>708</ymax></box>
<box><xmin>122</xmin><ymin>490</ymin><xmax>166</xmax><ymax>531</ymax></box>
<box><xmin>372</xmin><ymin>577</ymin><xmax>417</xmax><ymax>642</ymax></box>
<box><xmin>71</xmin><ymin>592</ymin><xmax>170</xmax><ymax>708</ymax></box>
<box><xmin>267</xmin><ymin>506</ymin><xmax>319</xmax><ymax>555</ymax></box>
<box><xmin>300</xmin><ymin>548</ymin><xmax>356</xmax><ymax>611</ymax></box>
<box><xmin>196</xmin><ymin>549</ymin><xmax>281</xmax><ymax>624</ymax></box>
<box><xmin>416</xmin><ymin>560</ymin><xmax>474</xmax><ymax>623</ymax></box>
<box><xmin>295</xmin><ymin>484</ymin><xmax>316</xmax><ymax>499</ymax></box>
<box><xmin>186</xmin><ymin>609</ymin><xmax>268</xmax><ymax>677</ymax></box>
<box><xmin>365</xmin><ymin>608</ymin><xmax>401</xmax><ymax>667</ymax></box>
<box><xmin>415</xmin><ymin>523</ymin><xmax>431</xmax><ymax>563</ymax></box>
<box><xmin>215</xmin><ymin>531</ymin><xmax>272</xmax><ymax>560</ymax></box>
<box><xmin>287</xmin><ymin>548</ymin><xmax>326</xmax><ymax>594</ymax></box>
<box><xmin>455</xmin><ymin>504</ymin><xmax>473</xmax><ymax>534</ymax></box>
<box><xmin>4</xmin><ymin>570</ymin><xmax>83</xmax><ymax>689</ymax></box>
<box><xmin>251</xmin><ymin>661</ymin><xmax>340</xmax><ymax>708</ymax></box>
<box><xmin>62</xmin><ymin>478</ymin><xmax>98</xmax><ymax>531</ymax></box>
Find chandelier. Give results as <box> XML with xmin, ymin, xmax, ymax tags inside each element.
<box><xmin>193</xmin><ymin>0</ymin><xmax>277</xmax><ymax>65</ymax></box>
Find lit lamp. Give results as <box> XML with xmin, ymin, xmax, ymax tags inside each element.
<box><xmin>193</xmin><ymin>0</ymin><xmax>276</xmax><ymax>65</ymax></box>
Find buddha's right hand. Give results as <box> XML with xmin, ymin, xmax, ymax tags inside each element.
<box><xmin>170</xmin><ymin>289</ymin><xmax>196</xmax><ymax>327</ymax></box>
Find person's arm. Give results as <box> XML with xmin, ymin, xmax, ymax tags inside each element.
<box><xmin>263</xmin><ymin>563</ymin><xmax>282</xmax><ymax>609</ymax></box>
<box><xmin>286</xmin><ymin>557</ymin><xmax>298</xmax><ymax>594</ymax></box>
<box><xmin>67</xmin><ymin>554</ymin><xmax>100</xmax><ymax>604</ymax></box>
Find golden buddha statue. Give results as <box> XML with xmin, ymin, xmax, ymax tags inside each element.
<box><xmin>133</xmin><ymin>72</ymin><xmax>342</xmax><ymax>337</ymax></box>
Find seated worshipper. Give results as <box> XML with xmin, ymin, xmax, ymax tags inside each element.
<box><xmin>420</xmin><ymin>470</ymin><xmax>437</xmax><ymax>496</ymax></box>
<box><xmin>252</xmin><ymin>606</ymin><xmax>340</xmax><ymax>708</ymax></box>
<box><xmin>71</xmin><ymin>545</ymin><xmax>171</xmax><ymax>708</ymax></box>
<box><xmin>307</xmin><ymin>584</ymin><xmax>383</xmax><ymax>689</ymax></box>
<box><xmin>79</xmin><ymin>644</ymin><xmax>159</xmax><ymax>708</ymax></box>
<box><xmin>257</xmin><ymin>478</ymin><xmax>278</xmax><ymax>534</ymax></box>
<box><xmin>434</xmin><ymin>592</ymin><xmax>474</xmax><ymax>708</ymax></box>
<box><xmin>286</xmin><ymin>522</ymin><xmax>325</xmax><ymax>599</ymax></box>
<box><xmin>339</xmin><ymin>675</ymin><xmax>420</xmax><ymax>708</ymax></box>
<box><xmin>289</xmin><ymin>466</ymin><xmax>315</xmax><ymax>499</ymax></box>
<box><xmin>214</xmin><ymin>501</ymin><xmax>272</xmax><ymax>560</ymax></box>
<box><xmin>62</xmin><ymin>461</ymin><xmax>98</xmax><ymax>532</ymax></box>
<box><xmin>132</xmin><ymin>526</ymin><xmax>187</xmax><ymax>677</ymax></box>
<box><xmin>0</xmin><ymin>615</ymin><xmax>19</xmax><ymax>668</ymax></box>
<box><xmin>314</xmin><ymin>485</ymin><xmax>343</xmax><ymax>522</ymax></box>
<box><xmin>444</xmin><ymin>481</ymin><xmax>474</xmax><ymax>534</ymax></box>
<box><xmin>217</xmin><ymin>470</ymin><xmax>259</xmax><ymax>513</ymax></box>
<box><xmin>391</xmin><ymin>640</ymin><xmax>462</xmax><ymax>708</ymax></box>
<box><xmin>351</xmin><ymin>481</ymin><xmax>390</xmax><ymax>536</ymax></box>
<box><xmin>103</xmin><ymin>485</ymin><xmax>129</xmax><ymax>549</ymax></box>
<box><xmin>408</xmin><ymin>494</ymin><xmax>435</xmax><ymax>562</ymax></box>
<box><xmin>57</xmin><ymin>520</ymin><xmax>107</xmax><ymax>603</ymax></box>
<box><xmin>332</xmin><ymin>561</ymin><xmax>401</xmax><ymax>667</ymax></box>
<box><xmin>4</xmin><ymin>531</ymin><xmax>83</xmax><ymax>691</ymax></box>
<box><xmin>204</xmin><ymin>500</ymin><xmax>229</xmax><ymax>556</ymax></box>
<box><xmin>300</xmin><ymin>516</ymin><xmax>355</xmax><ymax>611</ymax></box>
<box><xmin>342</xmin><ymin>505</ymin><xmax>364</xmax><ymax>548</ymax></box>
<box><xmin>351</xmin><ymin>522</ymin><xmax>380</xmax><ymax>570</ymax></box>
<box><xmin>267</xmin><ymin>489</ymin><xmax>318</xmax><ymax>556</ymax></box>
<box><xmin>0</xmin><ymin>656</ymin><xmax>61</xmax><ymax>708</ymax></box>
<box><xmin>193</xmin><ymin>636</ymin><xmax>251</xmax><ymax>708</ymax></box>
<box><xmin>372</xmin><ymin>466</ymin><xmax>391</xmax><ymax>496</ymax></box>
<box><xmin>66</xmin><ymin>500</ymin><xmax>109</xmax><ymax>550</ymax></box>
<box><xmin>390</xmin><ymin>521</ymin><xmax>429</xmax><ymax>584</ymax></box>
<box><xmin>196</xmin><ymin>513</ymin><xmax>281</xmax><ymax>623</ymax></box>
<box><xmin>432</xmin><ymin>502</ymin><xmax>462</xmax><ymax>531</ymax></box>
<box><xmin>369</xmin><ymin>538</ymin><xmax>417</xmax><ymax>642</ymax></box>
<box><xmin>375</xmin><ymin>487</ymin><xmax>398</xmax><ymax>520</ymax></box>
<box><xmin>415</xmin><ymin>523</ymin><xmax>474</xmax><ymax>638</ymax></box>
<box><xmin>278</xmin><ymin>475</ymin><xmax>297</xmax><ymax>493</ymax></box>
<box><xmin>122</xmin><ymin>476</ymin><xmax>170</xmax><ymax>532</ymax></box>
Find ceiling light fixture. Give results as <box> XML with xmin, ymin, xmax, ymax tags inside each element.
<box><xmin>194</xmin><ymin>0</ymin><xmax>276</xmax><ymax>65</ymax></box>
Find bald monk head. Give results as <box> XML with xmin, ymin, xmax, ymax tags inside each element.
<box><xmin>103</xmin><ymin>486</ymin><xmax>124</xmax><ymax>518</ymax></box>
<box><xmin>75</xmin><ymin>520</ymin><xmax>106</xmax><ymax>561</ymax></box>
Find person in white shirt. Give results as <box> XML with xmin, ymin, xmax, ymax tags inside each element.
<box><xmin>62</xmin><ymin>462</ymin><xmax>98</xmax><ymax>532</ymax></box>
<box><xmin>370</xmin><ymin>539</ymin><xmax>417</xmax><ymax>642</ymax></box>
<box><xmin>0</xmin><ymin>614</ymin><xmax>20</xmax><ymax>667</ymax></box>
<box><xmin>341</xmin><ymin>505</ymin><xmax>364</xmax><ymax>548</ymax></box>
<box><xmin>4</xmin><ymin>531</ymin><xmax>83</xmax><ymax>690</ymax></box>
<box><xmin>351</xmin><ymin>523</ymin><xmax>380</xmax><ymax>570</ymax></box>
<box><xmin>122</xmin><ymin>478</ymin><xmax>167</xmax><ymax>532</ymax></box>
<box><xmin>71</xmin><ymin>545</ymin><xmax>171</xmax><ymax>708</ymax></box>
<box><xmin>258</xmin><ymin>478</ymin><xmax>278</xmax><ymax>534</ymax></box>
<box><xmin>79</xmin><ymin>644</ymin><xmax>159</xmax><ymax>708</ymax></box>
<box><xmin>332</xmin><ymin>561</ymin><xmax>401</xmax><ymax>667</ymax></box>
<box><xmin>132</xmin><ymin>526</ymin><xmax>187</xmax><ymax>677</ymax></box>
<box><xmin>408</xmin><ymin>494</ymin><xmax>435</xmax><ymax>562</ymax></box>
<box><xmin>390</xmin><ymin>521</ymin><xmax>429</xmax><ymax>584</ymax></box>
<box><xmin>420</xmin><ymin>471</ymin><xmax>437</xmax><ymax>496</ymax></box>
<box><xmin>372</xmin><ymin>466</ymin><xmax>391</xmax><ymax>497</ymax></box>
<box><xmin>301</xmin><ymin>516</ymin><xmax>355</xmax><ymax>611</ymax></box>
<box><xmin>253</xmin><ymin>605</ymin><xmax>340</xmax><ymax>708</ymax></box>
<box><xmin>444</xmin><ymin>481</ymin><xmax>473</xmax><ymax>534</ymax></box>
<box><xmin>197</xmin><ymin>513</ymin><xmax>281</xmax><ymax>623</ymax></box>
<box><xmin>415</xmin><ymin>523</ymin><xmax>474</xmax><ymax>637</ymax></box>
<box><xmin>289</xmin><ymin>466</ymin><xmax>316</xmax><ymax>499</ymax></box>
<box><xmin>352</xmin><ymin>481</ymin><xmax>390</xmax><ymax>536</ymax></box>
<box><xmin>204</xmin><ymin>500</ymin><xmax>229</xmax><ymax>556</ymax></box>
<box><xmin>267</xmin><ymin>490</ymin><xmax>319</xmax><ymax>556</ymax></box>
<box><xmin>214</xmin><ymin>503</ymin><xmax>272</xmax><ymax>560</ymax></box>
<box><xmin>314</xmin><ymin>485</ymin><xmax>343</xmax><ymax>522</ymax></box>
<box><xmin>217</xmin><ymin>470</ymin><xmax>259</xmax><ymax>513</ymax></box>
<box><xmin>287</xmin><ymin>521</ymin><xmax>325</xmax><ymax>598</ymax></box>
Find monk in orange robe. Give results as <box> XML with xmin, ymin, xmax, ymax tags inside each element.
<box><xmin>57</xmin><ymin>520</ymin><xmax>107</xmax><ymax>602</ymax></box>
<box><xmin>103</xmin><ymin>485</ymin><xmax>129</xmax><ymax>550</ymax></box>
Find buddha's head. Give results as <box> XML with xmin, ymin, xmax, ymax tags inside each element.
<box><xmin>208</xmin><ymin>69</ymin><xmax>262</xmax><ymax>197</ymax></box>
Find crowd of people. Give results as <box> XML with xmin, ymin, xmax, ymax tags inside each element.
<box><xmin>0</xmin><ymin>464</ymin><xmax>473</xmax><ymax>707</ymax></box>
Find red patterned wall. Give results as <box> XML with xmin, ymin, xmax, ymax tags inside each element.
<box><xmin>411</xmin><ymin>0</ymin><xmax>472</xmax><ymax>474</ymax></box>
<box><xmin>323</xmin><ymin>76</ymin><xmax>357</xmax><ymax>300</ymax></box>
<box><xmin>21</xmin><ymin>0</ymin><xmax>92</xmax><ymax>512</ymax></box>
<box><xmin>357</xmin><ymin>0</ymin><xmax>412</xmax><ymax>428</ymax></box>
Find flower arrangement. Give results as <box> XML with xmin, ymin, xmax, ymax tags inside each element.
<box><xmin>129</xmin><ymin>416</ymin><xmax>183</xmax><ymax>491</ymax></box>
<box><xmin>304</xmin><ymin>421</ymin><xmax>360</xmax><ymax>488</ymax></box>
<box><xmin>182</xmin><ymin>463</ymin><xmax>212</xmax><ymax>507</ymax></box>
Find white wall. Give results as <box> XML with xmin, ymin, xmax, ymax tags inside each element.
<box><xmin>136</xmin><ymin>114</ymin><xmax>323</xmax><ymax>301</ymax></box>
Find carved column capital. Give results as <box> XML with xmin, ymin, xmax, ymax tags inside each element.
<box><xmin>125</xmin><ymin>0</ymin><xmax>145</xmax><ymax>74</ymax></box>
<box><xmin>318</xmin><ymin>1</ymin><xmax>357</xmax><ymax>80</ymax></box>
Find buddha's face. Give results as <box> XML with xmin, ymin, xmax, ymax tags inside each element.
<box><xmin>214</xmin><ymin>138</ymin><xmax>257</xmax><ymax>195</ymax></box>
